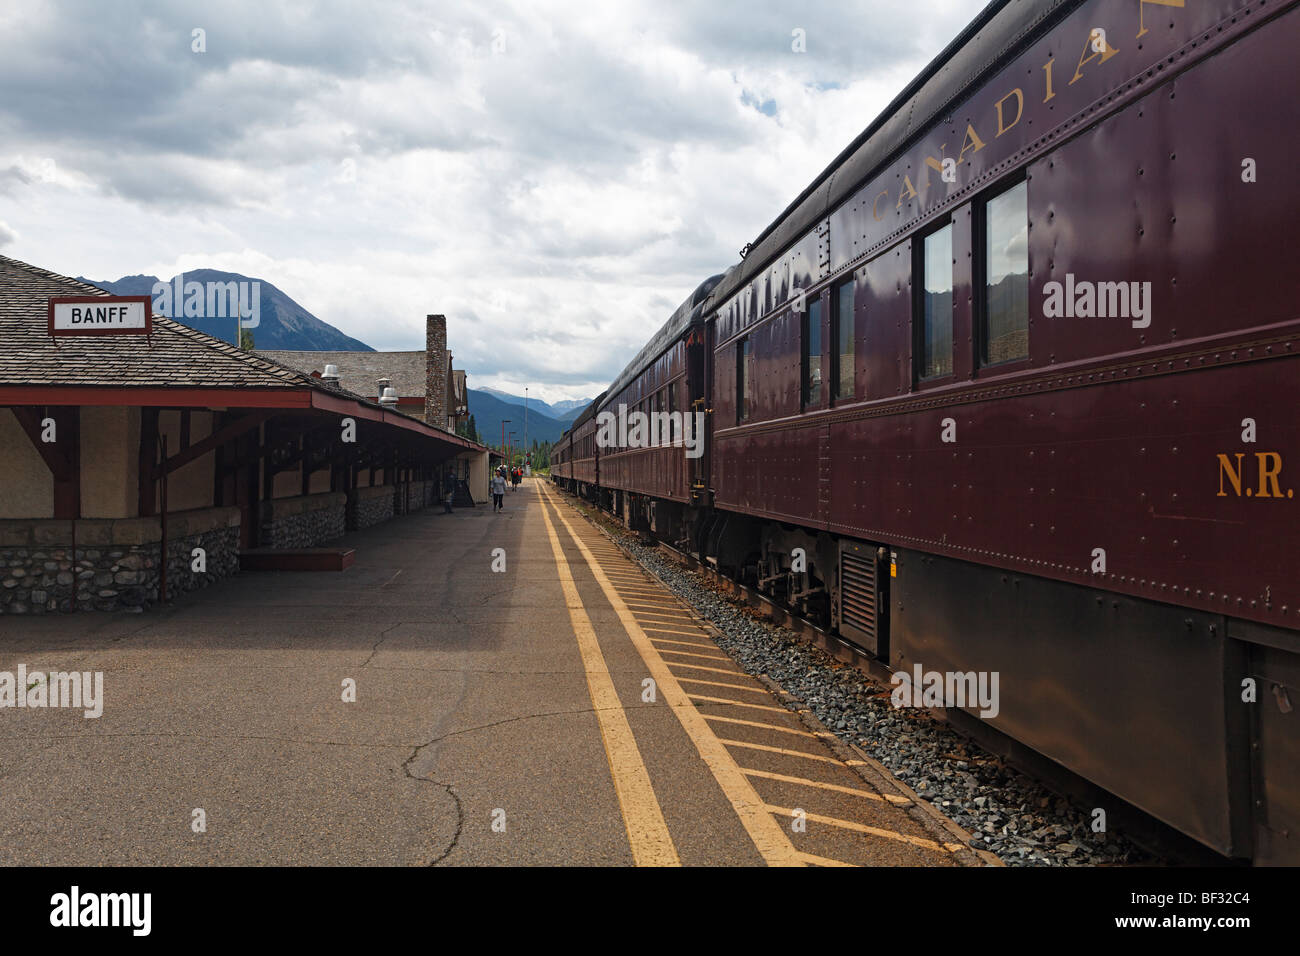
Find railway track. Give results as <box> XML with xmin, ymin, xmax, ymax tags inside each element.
<box><xmin>558</xmin><ymin>485</ymin><xmax>1235</xmax><ymax>867</ymax></box>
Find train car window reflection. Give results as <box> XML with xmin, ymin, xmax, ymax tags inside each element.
<box><xmin>737</xmin><ymin>336</ymin><xmax>752</xmax><ymax>422</ymax></box>
<box><xmin>833</xmin><ymin>279</ymin><xmax>854</xmax><ymax>400</ymax></box>
<box><xmin>803</xmin><ymin>298</ymin><xmax>822</xmax><ymax>408</ymax></box>
<box><xmin>919</xmin><ymin>224</ymin><xmax>954</xmax><ymax>380</ymax></box>
<box><xmin>982</xmin><ymin>180</ymin><xmax>1029</xmax><ymax>365</ymax></box>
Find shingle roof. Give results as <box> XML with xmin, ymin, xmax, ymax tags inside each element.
<box><xmin>0</xmin><ymin>254</ymin><xmax>318</xmax><ymax>390</ymax></box>
<box><xmin>256</xmin><ymin>349</ymin><xmax>427</xmax><ymax>399</ymax></box>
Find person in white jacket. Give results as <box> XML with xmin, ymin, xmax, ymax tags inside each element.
<box><xmin>490</xmin><ymin>471</ymin><xmax>507</xmax><ymax>512</ymax></box>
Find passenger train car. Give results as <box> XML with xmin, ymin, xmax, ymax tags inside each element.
<box><xmin>554</xmin><ymin>0</ymin><xmax>1300</xmax><ymax>863</ymax></box>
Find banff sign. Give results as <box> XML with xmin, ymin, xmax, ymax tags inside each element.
<box><xmin>48</xmin><ymin>295</ymin><xmax>152</xmax><ymax>336</ymax></box>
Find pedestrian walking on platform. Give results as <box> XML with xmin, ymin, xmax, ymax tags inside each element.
<box><xmin>491</xmin><ymin>471</ymin><xmax>506</xmax><ymax>512</ymax></box>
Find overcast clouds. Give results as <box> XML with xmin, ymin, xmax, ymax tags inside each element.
<box><xmin>0</xmin><ymin>0</ymin><xmax>987</xmax><ymax>402</ymax></box>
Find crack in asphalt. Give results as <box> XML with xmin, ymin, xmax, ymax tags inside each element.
<box><xmin>361</xmin><ymin>622</ymin><xmax>407</xmax><ymax>667</ymax></box>
<box><xmin>399</xmin><ymin>701</ymin><xmax>659</xmax><ymax>866</ymax></box>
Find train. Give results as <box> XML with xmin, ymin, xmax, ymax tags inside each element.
<box><xmin>552</xmin><ymin>0</ymin><xmax>1299</xmax><ymax>864</ymax></box>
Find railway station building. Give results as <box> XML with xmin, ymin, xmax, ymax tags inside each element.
<box><xmin>0</xmin><ymin>254</ymin><xmax>490</xmax><ymax>615</ymax></box>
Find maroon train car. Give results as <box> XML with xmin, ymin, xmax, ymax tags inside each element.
<box><xmin>594</xmin><ymin>276</ymin><xmax>721</xmax><ymax>535</ymax></box>
<box><xmin>552</xmin><ymin>391</ymin><xmax>605</xmax><ymax>499</ymax></box>
<box><xmin>569</xmin><ymin>0</ymin><xmax>1300</xmax><ymax>863</ymax></box>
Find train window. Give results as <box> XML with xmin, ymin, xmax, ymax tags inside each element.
<box><xmin>666</xmin><ymin>382</ymin><xmax>676</xmax><ymax>442</ymax></box>
<box><xmin>832</xmin><ymin>278</ymin><xmax>854</xmax><ymax>401</ymax></box>
<box><xmin>737</xmin><ymin>336</ymin><xmax>752</xmax><ymax>422</ymax></box>
<box><xmin>918</xmin><ymin>222</ymin><xmax>954</xmax><ymax>380</ymax></box>
<box><xmin>981</xmin><ymin>179</ymin><xmax>1029</xmax><ymax>365</ymax></box>
<box><xmin>802</xmin><ymin>298</ymin><xmax>822</xmax><ymax>408</ymax></box>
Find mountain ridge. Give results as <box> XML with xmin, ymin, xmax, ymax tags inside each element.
<box><xmin>77</xmin><ymin>270</ymin><xmax>374</xmax><ymax>352</ymax></box>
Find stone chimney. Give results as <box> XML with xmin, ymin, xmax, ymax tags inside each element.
<box><xmin>425</xmin><ymin>314</ymin><xmax>447</xmax><ymax>430</ymax></box>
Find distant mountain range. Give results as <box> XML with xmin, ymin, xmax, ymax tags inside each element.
<box><xmin>468</xmin><ymin>388</ymin><xmax>595</xmax><ymax>445</ymax></box>
<box><xmin>477</xmin><ymin>387</ymin><xmax>593</xmax><ymax>422</ymax></box>
<box><xmin>77</xmin><ymin>270</ymin><xmax>374</xmax><ymax>352</ymax></box>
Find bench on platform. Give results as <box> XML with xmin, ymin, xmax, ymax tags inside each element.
<box><xmin>239</xmin><ymin>548</ymin><xmax>356</xmax><ymax>572</ymax></box>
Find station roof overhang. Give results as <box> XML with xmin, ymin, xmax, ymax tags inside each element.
<box><xmin>0</xmin><ymin>384</ymin><xmax>486</xmax><ymax>454</ymax></box>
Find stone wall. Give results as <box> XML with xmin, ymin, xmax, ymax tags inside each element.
<box><xmin>350</xmin><ymin>485</ymin><xmax>395</xmax><ymax>531</ymax></box>
<box><xmin>258</xmin><ymin>492</ymin><xmax>346</xmax><ymax>549</ymax></box>
<box><xmin>0</xmin><ymin>506</ymin><xmax>240</xmax><ymax>615</ymax></box>
<box><xmin>405</xmin><ymin>480</ymin><xmax>438</xmax><ymax>513</ymax></box>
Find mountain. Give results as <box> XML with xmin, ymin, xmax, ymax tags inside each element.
<box><xmin>477</xmin><ymin>387</ymin><xmax>595</xmax><ymax>421</ymax></box>
<box><xmin>77</xmin><ymin>270</ymin><xmax>373</xmax><ymax>352</ymax></box>
<box><xmin>468</xmin><ymin>388</ymin><xmax>571</xmax><ymax>445</ymax></box>
<box><xmin>551</xmin><ymin>398</ymin><xmax>594</xmax><ymax>419</ymax></box>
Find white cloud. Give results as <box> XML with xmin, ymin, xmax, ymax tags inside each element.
<box><xmin>0</xmin><ymin>0</ymin><xmax>989</xmax><ymax>399</ymax></box>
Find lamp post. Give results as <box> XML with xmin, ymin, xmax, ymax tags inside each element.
<box><xmin>524</xmin><ymin>387</ymin><xmax>529</xmax><ymax>473</ymax></box>
<box><xmin>500</xmin><ymin>419</ymin><xmax>511</xmax><ymax>470</ymax></box>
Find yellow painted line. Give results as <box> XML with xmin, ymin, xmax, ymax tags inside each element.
<box><xmin>716</xmin><ymin>738</ymin><xmax>844</xmax><ymax>765</ymax></box>
<box><xmin>765</xmin><ymin>805</ymin><xmax>958</xmax><ymax>854</ymax></box>
<box><xmin>626</xmin><ymin>611</ymin><xmax>690</xmax><ymax>622</ymax></box>
<box><xmin>676</xmin><ymin>677</ymin><xmax>770</xmax><ymax>694</ymax></box>
<box><xmin>740</xmin><ymin>767</ymin><xmax>909</xmax><ymax>804</ymax></box>
<box><xmin>539</xmin><ymin>483</ymin><xmax>804</xmax><ymax>867</ymax></box>
<box><xmin>623</xmin><ymin>602</ymin><xmax>682</xmax><ymax>612</ymax></box>
<box><xmin>639</xmin><ymin>626</ymin><xmax>711</xmax><ymax>638</ymax></box>
<box><xmin>702</xmin><ymin>714</ymin><xmax>816</xmax><ymax>738</ymax></box>
<box><xmin>662</xmin><ymin>661</ymin><xmax>746</xmax><ymax>677</ymax></box>
<box><xmin>687</xmin><ymin>694</ymin><xmax>791</xmax><ymax>714</ymax></box>
<box><xmin>655</xmin><ymin>648</ymin><xmax>732</xmax><ymax>663</ymax></box>
<box><xmin>796</xmin><ymin>851</ymin><xmax>858</xmax><ymax>867</ymax></box>
<box><xmin>649</xmin><ymin>637</ymin><xmax>716</xmax><ymax>650</ymax></box>
<box><xmin>536</xmin><ymin>489</ymin><xmax>678</xmax><ymax>867</ymax></box>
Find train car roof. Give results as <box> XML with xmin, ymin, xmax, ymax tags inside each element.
<box><xmin>707</xmin><ymin>0</ymin><xmax>1069</xmax><ymax>311</ymax></box>
<box><xmin>599</xmin><ymin>273</ymin><xmax>724</xmax><ymax>410</ymax></box>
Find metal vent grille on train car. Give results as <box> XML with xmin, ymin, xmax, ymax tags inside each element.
<box><xmin>839</xmin><ymin>544</ymin><xmax>884</xmax><ymax>656</ymax></box>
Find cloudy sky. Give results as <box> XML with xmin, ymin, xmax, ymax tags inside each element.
<box><xmin>0</xmin><ymin>0</ymin><xmax>987</xmax><ymax>403</ymax></box>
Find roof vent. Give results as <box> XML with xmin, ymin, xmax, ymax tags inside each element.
<box><xmin>321</xmin><ymin>364</ymin><xmax>340</xmax><ymax>384</ymax></box>
<box><xmin>379</xmin><ymin>387</ymin><xmax>399</xmax><ymax>406</ymax></box>
<box><xmin>377</xmin><ymin>376</ymin><xmax>392</xmax><ymax>402</ymax></box>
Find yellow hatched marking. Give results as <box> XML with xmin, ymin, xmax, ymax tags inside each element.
<box><xmin>655</xmin><ymin>648</ymin><xmax>731</xmax><ymax>663</ymax></box>
<box><xmin>797</xmin><ymin>851</ymin><xmax>858</xmax><ymax>867</ymax></box>
<box><xmin>741</xmin><ymin>768</ymin><xmax>908</xmax><ymax>805</ymax></box>
<box><xmin>676</xmin><ymin>677</ymin><xmax>769</xmax><ymax>694</ymax></box>
<box><xmin>716</xmin><ymin>739</ymin><xmax>843</xmax><ymax>765</ymax></box>
<box><xmin>649</xmin><ymin>637</ymin><xmax>716</xmax><ymax>650</ymax></box>
<box><xmin>663</xmin><ymin>661</ymin><xmax>746</xmax><ymax>677</ymax></box>
<box><xmin>623</xmin><ymin>602</ymin><xmax>682</xmax><ymax>612</ymax></box>
<box><xmin>687</xmin><ymin>694</ymin><xmax>790</xmax><ymax>714</ymax></box>
<box><xmin>765</xmin><ymin>805</ymin><xmax>957</xmax><ymax>854</ymax></box>
<box><xmin>702</xmin><ymin>714</ymin><xmax>815</xmax><ymax>738</ymax></box>
<box><xmin>539</xmin><ymin>483</ymin><xmax>804</xmax><ymax>867</ymax></box>
<box><xmin>536</xmin><ymin>488</ymin><xmax>678</xmax><ymax>867</ymax></box>
<box><xmin>640</xmin><ymin>626</ymin><xmax>710</xmax><ymax>638</ymax></box>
